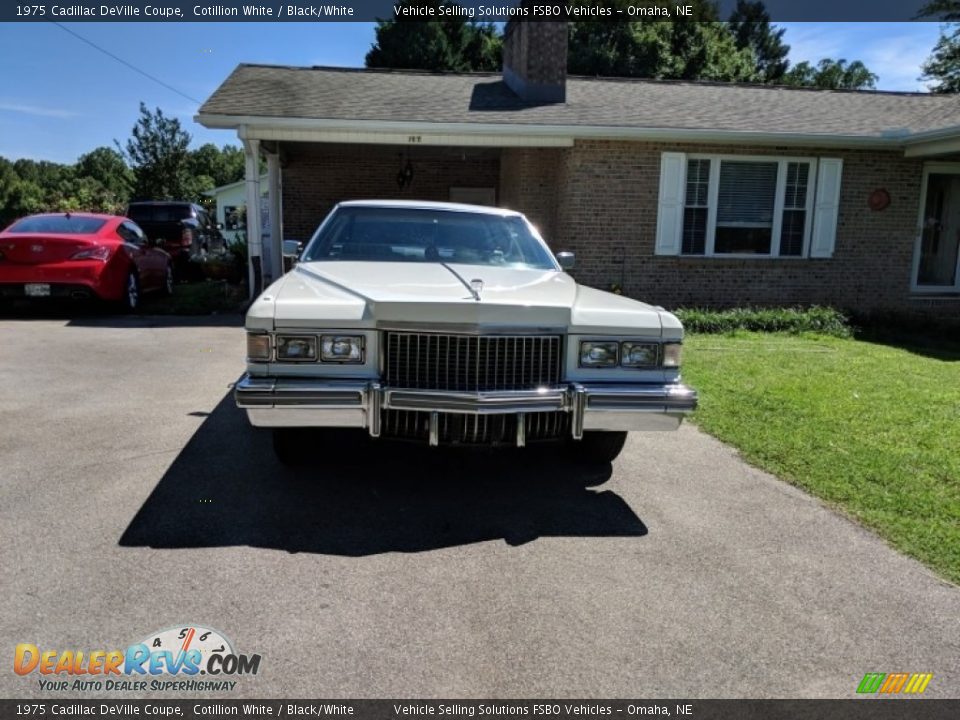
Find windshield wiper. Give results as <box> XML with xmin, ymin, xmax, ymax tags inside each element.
<box><xmin>440</xmin><ymin>262</ymin><xmax>481</xmax><ymax>302</ymax></box>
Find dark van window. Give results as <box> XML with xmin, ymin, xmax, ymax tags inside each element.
<box><xmin>126</xmin><ymin>204</ymin><xmax>194</xmax><ymax>223</ymax></box>
<box><xmin>8</xmin><ymin>216</ymin><xmax>107</xmax><ymax>234</ymax></box>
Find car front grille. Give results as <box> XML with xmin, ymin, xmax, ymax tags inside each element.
<box><xmin>383</xmin><ymin>332</ymin><xmax>563</xmax><ymax>391</ymax></box>
<box><xmin>381</xmin><ymin>410</ymin><xmax>571</xmax><ymax>445</ymax></box>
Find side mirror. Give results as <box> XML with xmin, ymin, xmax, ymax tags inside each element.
<box><xmin>282</xmin><ymin>239</ymin><xmax>303</xmax><ymax>258</ymax></box>
<box><xmin>556</xmin><ymin>251</ymin><xmax>575</xmax><ymax>270</ymax></box>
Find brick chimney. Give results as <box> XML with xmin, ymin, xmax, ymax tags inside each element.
<box><xmin>502</xmin><ymin>18</ymin><xmax>568</xmax><ymax>104</ymax></box>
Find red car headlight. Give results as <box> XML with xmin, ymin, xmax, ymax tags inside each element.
<box><xmin>70</xmin><ymin>246</ymin><xmax>112</xmax><ymax>261</ymax></box>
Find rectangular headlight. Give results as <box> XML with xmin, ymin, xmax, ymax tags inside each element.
<box><xmin>321</xmin><ymin>335</ymin><xmax>364</xmax><ymax>363</ymax></box>
<box><xmin>621</xmin><ymin>341</ymin><xmax>659</xmax><ymax>368</ymax></box>
<box><xmin>276</xmin><ymin>335</ymin><xmax>318</xmax><ymax>362</ymax></box>
<box><xmin>579</xmin><ymin>341</ymin><xmax>619</xmax><ymax>368</ymax></box>
<box><xmin>662</xmin><ymin>342</ymin><xmax>683</xmax><ymax>368</ymax></box>
<box><xmin>246</xmin><ymin>333</ymin><xmax>271</xmax><ymax>362</ymax></box>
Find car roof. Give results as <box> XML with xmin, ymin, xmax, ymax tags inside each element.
<box><xmin>336</xmin><ymin>199</ymin><xmax>522</xmax><ymax>217</ymax></box>
<box><xmin>126</xmin><ymin>201</ymin><xmax>197</xmax><ymax>208</ymax></box>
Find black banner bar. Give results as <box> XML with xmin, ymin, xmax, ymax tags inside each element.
<box><xmin>0</xmin><ymin>0</ymin><xmax>948</xmax><ymax>23</ymax></box>
<box><xmin>2</xmin><ymin>700</ymin><xmax>960</xmax><ymax>720</ymax></box>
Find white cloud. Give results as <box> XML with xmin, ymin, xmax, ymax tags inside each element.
<box><xmin>0</xmin><ymin>102</ymin><xmax>79</xmax><ymax>118</ymax></box>
<box><xmin>858</xmin><ymin>30</ymin><xmax>943</xmax><ymax>92</ymax></box>
<box><xmin>779</xmin><ymin>23</ymin><xmax>850</xmax><ymax>65</ymax></box>
<box><xmin>779</xmin><ymin>22</ymin><xmax>944</xmax><ymax>92</ymax></box>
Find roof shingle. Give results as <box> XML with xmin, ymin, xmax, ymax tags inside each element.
<box><xmin>198</xmin><ymin>64</ymin><xmax>960</xmax><ymax>138</ymax></box>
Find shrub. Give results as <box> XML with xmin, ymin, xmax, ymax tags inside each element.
<box><xmin>674</xmin><ymin>306</ymin><xmax>851</xmax><ymax>337</ymax></box>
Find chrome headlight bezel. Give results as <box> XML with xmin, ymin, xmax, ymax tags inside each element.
<box><xmin>320</xmin><ymin>334</ymin><xmax>365</xmax><ymax>364</ymax></box>
<box><xmin>579</xmin><ymin>340</ymin><xmax>620</xmax><ymax>368</ymax></box>
<box><xmin>275</xmin><ymin>334</ymin><xmax>319</xmax><ymax>362</ymax></box>
<box><xmin>620</xmin><ymin>341</ymin><xmax>660</xmax><ymax>368</ymax></box>
<box><xmin>577</xmin><ymin>339</ymin><xmax>682</xmax><ymax>369</ymax></box>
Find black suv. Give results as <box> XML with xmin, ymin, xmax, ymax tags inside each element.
<box><xmin>125</xmin><ymin>202</ymin><xmax>225</xmax><ymax>274</ymax></box>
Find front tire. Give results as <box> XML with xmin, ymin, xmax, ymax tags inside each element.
<box><xmin>161</xmin><ymin>263</ymin><xmax>174</xmax><ymax>296</ymax></box>
<box><xmin>119</xmin><ymin>270</ymin><xmax>140</xmax><ymax>312</ymax></box>
<box><xmin>574</xmin><ymin>431</ymin><xmax>628</xmax><ymax>464</ymax></box>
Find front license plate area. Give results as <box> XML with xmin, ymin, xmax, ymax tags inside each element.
<box><xmin>24</xmin><ymin>284</ymin><xmax>51</xmax><ymax>297</ymax></box>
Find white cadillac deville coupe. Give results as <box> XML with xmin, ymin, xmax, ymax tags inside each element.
<box><xmin>236</xmin><ymin>201</ymin><xmax>697</xmax><ymax>464</ymax></box>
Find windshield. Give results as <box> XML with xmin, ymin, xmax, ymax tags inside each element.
<box><xmin>302</xmin><ymin>207</ymin><xmax>558</xmax><ymax>270</ymax></box>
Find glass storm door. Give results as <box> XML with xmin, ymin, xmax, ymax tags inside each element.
<box><xmin>915</xmin><ymin>168</ymin><xmax>960</xmax><ymax>291</ymax></box>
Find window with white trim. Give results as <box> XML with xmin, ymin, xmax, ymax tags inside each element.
<box><xmin>680</xmin><ymin>156</ymin><xmax>816</xmax><ymax>257</ymax></box>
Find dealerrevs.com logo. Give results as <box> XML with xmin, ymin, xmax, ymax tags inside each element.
<box><xmin>14</xmin><ymin>625</ymin><xmax>261</xmax><ymax>692</ymax></box>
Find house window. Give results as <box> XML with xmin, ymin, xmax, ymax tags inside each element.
<box><xmin>224</xmin><ymin>205</ymin><xmax>243</xmax><ymax>231</ymax></box>
<box><xmin>683</xmin><ymin>159</ymin><xmax>710</xmax><ymax>255</ymax></box>
<box><xmin>681</xmin><ymin>156</ymin><xmax>815</xmax><ymax>257</ymax></box>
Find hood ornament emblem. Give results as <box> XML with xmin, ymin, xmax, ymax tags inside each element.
<box><xmin>470</xmin><ymin>278</ymin><xmax>484</xmax><ymax>297</ymax></box>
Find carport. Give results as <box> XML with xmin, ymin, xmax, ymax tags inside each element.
<box><xmin>196</xmin><ymin>99</ymin><xmax>571</xmax><ymax>295</ymax></box>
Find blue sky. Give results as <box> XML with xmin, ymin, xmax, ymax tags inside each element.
<box><xmin>0</xmin><ymin>21</ymin><xmax>946</xmax><ymax>164</ymax></box>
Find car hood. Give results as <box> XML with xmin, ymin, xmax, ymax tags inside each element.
<box><xmin>248</xmin><ymin>261</ymin><xmax>672</xmax><ymax>336</ymax></box>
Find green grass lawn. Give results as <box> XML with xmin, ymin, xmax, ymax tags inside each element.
<box><xmin>683</xmin><ymin>332</ymin><xmax>960</xmax><ymax>585</ymax></box>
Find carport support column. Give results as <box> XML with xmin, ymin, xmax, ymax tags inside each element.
<box><xmin>242</xmin><ymin>135</ymin><xmax>263</xmax><ymax>299</ymax></box>
<box><xmin>266</xmin><ymin>151</ymin><xmax>283</xmax><ymax>282</ymax></box>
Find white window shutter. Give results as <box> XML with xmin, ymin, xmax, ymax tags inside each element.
<box><xmin>810</xmin><ymin>158</ymin><xmax>843</xmax><ymax>258</ymax></box>
<box><xmin>655</xmin><ymin>152</ymin><xmax>686</xmax><ymax>255</ymax></box>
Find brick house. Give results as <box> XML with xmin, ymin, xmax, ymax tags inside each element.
<box><xmin>197</xmin><ymin>21</ymin><xmax>960</xmax><ymax>317</ymax></box>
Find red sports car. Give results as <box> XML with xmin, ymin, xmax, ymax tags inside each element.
<box><xmin>0</xmin><ymin>213</ymin><xmax>174</xmax><ymax>310</ymax></box>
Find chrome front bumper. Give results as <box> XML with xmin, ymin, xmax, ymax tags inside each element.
<box><xmin>235</xmin><ymin>374</ymin><xmax>698</xmax><ymax>442</ymax></box>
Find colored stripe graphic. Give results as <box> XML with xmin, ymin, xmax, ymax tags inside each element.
<box><xmin>904</xmin><ymin>674</ymin><xmax>934</xmax><ymax>694</ymax></box>
<box><xmin>857</xmin><ymin>673</ymin><xmax>886</xmax><ymax>693</ymax></box>
<box><xmin>858</xmin><ymin>672</ymin><xmax>933</xmax><ymax>694</ymax></box>
<box><xmin>880</xmin><ymin>673</ymin><xmax>909</xmax><ymax>693</ymax></box>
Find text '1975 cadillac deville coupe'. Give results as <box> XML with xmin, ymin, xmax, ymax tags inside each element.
<box><xmin>236</xmin><ymin>200</ymin><xmax>697</xmax><ymax>465</ymax></box>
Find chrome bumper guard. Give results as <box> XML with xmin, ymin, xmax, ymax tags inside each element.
<box><xmin>235</xmin><ymin>375</ymin><xmax>698</xmax><ymax>439</ymax></box>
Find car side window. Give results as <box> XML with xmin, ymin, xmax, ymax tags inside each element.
<box><xmin>126</xmin><ymin>221</ymin><xmax>148</xmax><ymax>244</ymax></box>
<box><xmin>117</xmin><ymin>222</ymin><xmax>141</xmax><ymax>244</ymax></box>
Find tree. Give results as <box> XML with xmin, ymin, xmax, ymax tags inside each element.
<box><xmin>4</xmin><ymin>178</ymin><xmax>45</xmax><ymax>222</ymax></box>
<box><xmin>917</xmin><ymin>0</ymin><xmax>960</xmax><ymax>20</ymax></box>
<box><xmin>728</xmin><ymin>0</ymin><xmax>790</xmax><ymax>82</ymax></box>
<box><xmin>76</xmin><ymin>146</ymin><xmax>134</xmax><ymax>203</ymax></box>
<box><xmin>568</xmin><ymin>17</ymin><xmax>757</xmax><ymax>82</ymax></box>
<box><xmin>187</xmin><ymin>143</ymin><xmax>245</xmax><ymax>189</ymax></box>
<box><xmin>118</xmin><ymin>102</ymin><xmax>192</xmax><ymax>200</ymax></box>
<box><xmin>921</xmin><ymin>25</ymin><xmax>960</xmax><ymax>92</ymax></box>
<box><xmin>0</xmin><ymin>158</ymin><xmax>21</xmax><ymax>227</ymax></box>
<box><xmin>366</xmin><ymin>0</ymin><xmax>501</xmax><ymax>71</ymax></box>
<box><xmin>781</xmin><ymin>58</ymin><xmax>878</xmax><ymax>90</ymax></box>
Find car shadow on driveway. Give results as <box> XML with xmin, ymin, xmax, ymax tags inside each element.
<box><xmin>119</xmin><ymin>393</ymin><xmax>648</xmax><ymax>555</ymax></box>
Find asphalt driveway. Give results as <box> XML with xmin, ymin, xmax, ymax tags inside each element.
<box><xmin>1</xmin><ymin>316</ymin><xmax>957</xmax><ymax>699</ymax></box>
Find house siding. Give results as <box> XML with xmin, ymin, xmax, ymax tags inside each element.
<box><xmin>542</xmin><ymin>140</ymin><xmax>934</xmax><ymax>316</ymax></box>
<box><xmin>280</xmin><ymin>143</ymin><xmax>500</xmax><ymax>241</ymax></box>
<box><xmin>279</xmin><ymin>139</ymin><xmax>956</xmax><ymax>318</ymax></box>
<box><xmin>499</xmin><ymin>147</ymin><xmax>561</xmax><ymax>241</ymax></box>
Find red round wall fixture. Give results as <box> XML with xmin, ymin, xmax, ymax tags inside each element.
<box><xmin>868</xmin><ymin>188</ymin><xmax>891</xmax><ymax>211</ymax></box>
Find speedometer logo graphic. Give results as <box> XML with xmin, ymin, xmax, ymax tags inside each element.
<box><xmin>139</xmin><ymin>625</ymin><xmax>234</xmax><ymax>669</ymax></box>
